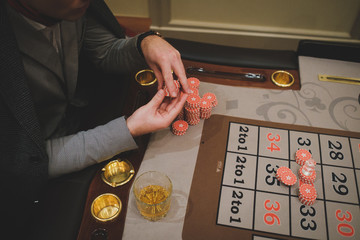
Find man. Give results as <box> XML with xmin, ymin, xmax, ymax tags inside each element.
<box><xmin>0</xmin><ymin>0</ymin><xmax>189</xmax><ymax>238</ymax></box>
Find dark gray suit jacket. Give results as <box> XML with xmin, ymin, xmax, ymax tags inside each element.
<box><xmin>0</xmin><ymin>0</ymin><xmax>127</xmax><ymax>238</ymax></box>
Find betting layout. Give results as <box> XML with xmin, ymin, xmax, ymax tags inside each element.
<box><xmin>217</xmin><ymin>121</ymin><xmax>360</xmax><ymax>240</ymax></box>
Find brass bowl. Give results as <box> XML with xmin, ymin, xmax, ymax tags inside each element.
<box><xmin>91</xmin><ymin>193</ymin><xmax>122</xmax><ymax>222</ymax></box>
<box><xmin>271</xmin><ymin>70</ymin><xmax>295</xmax><ymax>87</ymax></box>
<box><xmin>135</xmin><ymin>69</ymin><xmax>157</xmax><ymax>86</ymax></box>
<box><xmin>101</xmin><ymin>159</ymin><xmax>135</xmax><ymax>187</ymax></box>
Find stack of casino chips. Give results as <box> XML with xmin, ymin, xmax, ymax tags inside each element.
<box><xmin>187</xmin><ymin>77</ymin><xmax>200</xmax><ymax>89</ymax></box>
<box><xmin>199</xmin><ymin>98</ymin><xmax>212</xmax><ymax>119</ymax></box>
<box><xmin>171</xmin><ymin>77</ymin><xmax>217</xmax><ymax>135</ymax></box>
<box><xmin>171</xmin><ymin>120</ymin><xmax>188</xmax><ymax>136</ymax></box>
<box><xmin>295</xmin><ymin>149</ymin><xmax>318</xmax><ymax>205</ymax></box>
<box><xmin>185</xmin><ymin>94</ymin><xmax>201</xmax><ymax>109</ymax></box>
<box><xmin>275</xmin><ymin>166</ymin><xmax>297</xmax><ymax>186</ymax></box>
<box><xmin>176</xmin><ymin>107</ymin><xmax>185</xmax><ymax>121</ymax></box>
<box><xmin>298</xmin><ymin>158</ymin><xmax>316</xmax><ymax>184</ymax></box>
<box><xmin>188</xmin><ymin>88</ymin><xmax>199</xmax><ymax>96</ymax></box>
<box><xmin>185</xmin><ymin>94</ymin><xmax>201</xmax><ymax>125</ymax></box>
<box><xmin>295</xmin><ymin>149</ymin><xmax>317</xmax><ymax>184</ymax></box>
<box><xmin>298</xmin><ymin>183</ymin><xmax>317</xmax><ymax>206</ymax></box>
<box><xmin>202</xmin><ymin>92</ymin><xmax>218</xmax><ymax>108</ymax></box>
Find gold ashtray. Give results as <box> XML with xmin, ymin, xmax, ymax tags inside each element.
<box><xmin>135</xmin><ymin>69</ymin><xmax>157</xmax><ymax>86</ymax></box>
<box><xmin>91</xmin><ymin>193</ymin><xmax>122</xmax><ymax>222</ymax></box>
<box><xmin>271</xmin><ymin>70</ymin><xmax>295</xmax><ymax>87</ymax></box>
<box><xmin>101</xmin><ymin>159</ymin><xmax>135</xmax><ymax>187</ymax></box>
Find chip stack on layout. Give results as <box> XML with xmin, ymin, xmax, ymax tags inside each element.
<box><xmin>299</xmin><ymin>159</ymin><xmax>316</xmax><ymax>184</ymax></box>
<box><xmin>202</xmin><ymin>92</ymin><xmax>218</xmax><ymax>107</ymax></box>
<box><xmin>187</xmin><ymin>77</ymin><xmax>200</xmax><ymax>89</ymax></box>
<box><xmin>200</xmin><ymin>98</ymin><xmax>212</xmax><ymax>119</ymax></box>
<box><xmin>172</xmin><ymin>77</ymin><xmax>218</xmax><ymax>135</ymax></box>
<box><xmin>185</xmin><ymin>94</ymin><xmax>201</xmax><ymax>125</ymax></box>
<box><xmin>188</xmin><ymin>88</ymin><xmax>199</xmax><ymax>96</ymax></box>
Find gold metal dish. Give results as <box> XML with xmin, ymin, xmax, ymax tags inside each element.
<box><xmin>91</xmin><ymin>193</ymin><xmax>122</xmax><ymax>222</ymax></box>
<box><xmin>135</xmin><ymin>69</ymin><xmax>157</xmax><ymax>86</ymax></box>
<box><xmin>271</xmin><ymin>70</ymin><xmax>294</xmax><ymax>87</ymax></box>
<box><xmin>101</xmin><ymin>159</ymin><xmax>135</xmax><ymax>187</ymax></box>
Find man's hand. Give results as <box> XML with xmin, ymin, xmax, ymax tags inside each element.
<box><xmin>141</xmin><ymin>35</ymin><xmax>190</xmax><ymax>97</ymax></box>
<box><xmin>126</xmin><ymin>89</ymin><xmax>188</xmax><ymax>137</ymax></box>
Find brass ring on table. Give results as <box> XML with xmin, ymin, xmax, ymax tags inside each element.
<box><xmin>91</xmin><ymin>193</ymin><xmax>122</xmax><ymax>222</ymax></box>
<box><xmin>135</xmin><ymin>69</ymin><xmax>157</xmax><ymax>86</ymax></box>
<box><xmin>271</xmin><ymin>70</ymin><xmax>295</xmax><ymax>87</ymax></box>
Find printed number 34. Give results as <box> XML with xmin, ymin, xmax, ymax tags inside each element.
<box><xmin>267</xmin><ymin>133</ymin><xmax>281</xmax><ymax>152</ymax></box>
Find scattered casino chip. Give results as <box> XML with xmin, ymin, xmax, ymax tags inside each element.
<box><xmin>163</xmin><ymin>80</ymin><xmax>180</xmax><ymax>97</ymax></box>
<box><xmin>275</xmin><ymin>166</ymin><xmax>291</xmax><ymax>181</ymax></box>
<box><xmin>298</xmin><ymin>183</ymin><xmax>317</xmax><ymax>206</ymax></box>
<box><xmin>174</xmin><ymin>79</ymin><xmax>180</xmax><ymax>89</ymax></box>
<box><xmin>172</xmin><ymin>120</ymin><xmax>188</xmax><ymax>136</ymax></box>
<box><xmin>295</xmin><ymin>149</ymin><xmax>312</xmax><ymax>165</ymax></box>
<box><xmin>281</xmin><ymin>171</ymin><xmax>297</xmax><ymax>186</ymax></box>
<box><xmin>276</xmin><ymin>166</ymin><xmax>297</xmax><ymax>186</ymax></box>
<box><xmin>275</xmin><ymin>162</ymin><xmax>319</xmax><ymax>205</ymax></box>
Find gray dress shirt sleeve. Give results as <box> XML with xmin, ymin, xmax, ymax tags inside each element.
<box><xmin>47</xmin><ymin>116</ymin><xmax>137</xmax><ymax>178</ymax></box>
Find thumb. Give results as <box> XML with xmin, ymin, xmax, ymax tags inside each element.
<box><xmin>148</xmin><ymin>89</ymin><xmax>165</xmax><ymax>108</ymax></box>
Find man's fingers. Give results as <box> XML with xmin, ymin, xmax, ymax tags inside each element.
<box><xmin>161</xmin><ymin>67</ymin><xmax>178</xmax><ymax>98</ymax></box>
<box><xmin>167</xmin><ymin>92</ymin><xmax>188</xmax><ymax>117</ymax></box>
<box><xmin>149</xmin><ymin>89</ymin><xmax>166</xmax><ymax>108</ymax></box>
<box><xmin>171</xmin><ymin>59</ymin><xmax>190</xmax><ymax>94</ymax></box>
<box><xmin>152</xmin><ymin>67</ymin><xmax>164</xmax><ymax>90</ymax></box>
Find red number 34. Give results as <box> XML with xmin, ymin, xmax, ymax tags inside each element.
<box><xmin>267</xmin><ymin>133</ymin><xmax>281</xmax><ymax>152</ymax></box>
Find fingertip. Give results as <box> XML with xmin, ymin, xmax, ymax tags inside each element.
<box><xmin>157</xmin><ymin>88</ymin><xmax>165</xmax><ymax>96</ymax></box>
<box><xmin>179</xmin><ymin>80</ymin><xmax>190</xmax><ymax>94</ymax></box>
<box><xmin>181</xmin><ymin>92</ymin><xmax>188</xmax><ymax>102</ymax></box>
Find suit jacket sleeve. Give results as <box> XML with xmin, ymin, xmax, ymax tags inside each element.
<box><xmin>82</xmin><ymin>13</ymin><xmax>148</xmax><ymax>74</ymax></box>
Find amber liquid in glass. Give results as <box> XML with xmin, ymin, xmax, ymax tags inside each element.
<box><xmin>136</xmin><ymin>185</ymin><xmax>171</xmax><ymax>221</ymax></box>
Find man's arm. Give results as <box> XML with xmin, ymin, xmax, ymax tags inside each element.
<box><xmin>47</xmin><ymin>116</ymin><xmax>137</xmax><ymax>178</ymax></box>
<box><xmin>82</xmin><ymin>14</ymin><xmax>147</xmax><ymax>74</ymax></box>
<box><xmin>82</xmin><ymin>13</ymin><xmax>190</xmax><ymax>96</ymax></box>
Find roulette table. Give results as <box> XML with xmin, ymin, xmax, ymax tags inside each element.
<box><xmin>37</xmin><ymin>40</ymin><xmax>360</xmax><ymax>240</ymax></box>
